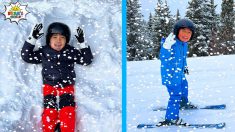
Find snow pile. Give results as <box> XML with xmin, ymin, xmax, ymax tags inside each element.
<box><xmin>0</xmin><ymin>0</ymin><xmax>121</xmax><ymax>131</ymax></box>
<box><xmin>127</xmin><ymin>55</ymin><xmax>235</xmax><ymax>131</ymax></box>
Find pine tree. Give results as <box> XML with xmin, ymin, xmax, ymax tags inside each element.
<box><xmin>208</xmin><ymin>0</ymin><xmax>220</xmax><ymax>55</ymax></box>
<box><xmin>147</xmin><ymin>13</ymin><xmax>153</xmax><ymax>33</ymax></box>
<box><xmin>162</xmin><ymin>0</ymin><xmax>174</xmax><ymax>34</ymax></box>
<box><xmin>186</xmin><ymin>0</ymin><xmax>210</xmax><ymax>56</ymax></box>
<box><xmin>146</xmin><ymin>13</ymin><xmax>155</xmax><ymax>59</ymax></box>
<box><xmin>220</xmin><ymin>0</ymin><xmax>235</xmax><ymax>54</ymax></box>
<box><xmin>171</xmin><ymin>9</ymin><xmax>180</xmax><ymax>30</ymax></box>
<box><xmin>202</xmin><ymin>0</ymin><xmax>214</xmax><ymax>54</ymax></box>
<box><xmin>139</xmin><ymin>19</ymin><xmax>154</xmax><ymax>60</ymax></box>
<box><xmin>152</xmin><ymin>0</ymin><xmax>173</xmax><ymax>58</ymax></box>
<box><xmin>152</xmin><ymin>1</ymin><xmax>162</xmax><ymax>58</ymax></box>
<box><xmin>127</xmin><ymin>0</ymin><xmax>143</xmax><ymax>61</ymax></box>
<box><xmin>175</xmin><ymin>9</ymin><xmax>181</xmax><ymax>21</ymax></box>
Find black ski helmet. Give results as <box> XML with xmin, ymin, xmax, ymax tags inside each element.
<box><xmin>173</xmin><ymin>18</ymin><xmax>195</xmax><ymax>40</ymax></box>
<box><xmin>46</xmin><ymin>22</ymin><xmax>71</xmax><ymax>45</ymax></box>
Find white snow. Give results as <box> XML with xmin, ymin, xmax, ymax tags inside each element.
<box><xmin>127</xmin><ymin>55</ymin><xmax>235</xmax><ymax>132</ymax></box>
<box><xmin>0</xmin><ymin>0</ymin><xmax>121</xmax><ymax>132</ymax></box>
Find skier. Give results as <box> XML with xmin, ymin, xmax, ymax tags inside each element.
<box><xmin>21</xmin><ymin>22</ymin><xmax>93</xmax><ymax>132</ymax></box>
<box><xmin>158</xmin><ymin>18</ymin><xmax>197</xmax><ymax>126</ymax></box>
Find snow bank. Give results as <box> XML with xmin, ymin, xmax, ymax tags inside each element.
<box><xmin>0</xmin><ymin>0</ymin><xmax>121</xmax><ymax>131</ymax></box>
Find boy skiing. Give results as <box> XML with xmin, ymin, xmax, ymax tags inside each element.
<box><xmin>21</xmin><ymin>22</ymin><xmax>93</xmax><ymax>132</ymax></box>
<box><xmin>158</xmin><ymin>18</ymin><xmax>196</xmax><ymax>126</ymax></box>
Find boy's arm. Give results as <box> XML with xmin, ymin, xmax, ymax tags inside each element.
<box><xmin>74</xmin><ymin>27</ymin><xmax>93</xmax><ymax>65</ymax></box>
<box><xmin>159</xmin><ymin>46</ymin><xmax>172</xmax><ymax>61</ymax></box>
<box><xmin>75</xmin><ymin>46</ymin><xmax>93</xmax><ymax>65</ymax></box>
<box><xmin>159</xmin><ymin>33</ymin><xmax>176</xmax><ymax>62</ymax></box>
<box><xmin>21</xmin><ymin>24</ymin><xmax>44</xmax><ymax>64</ymax></box>
<box><xmin>21</xmin><ymin>41</ymin><xmax>42</xmax><ymax>64</ymax></box>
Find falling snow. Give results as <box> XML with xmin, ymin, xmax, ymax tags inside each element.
<box><xmin>0</xmin><ymin>0</ymin><xmax>121</xmax><ymax>132</ymax></box>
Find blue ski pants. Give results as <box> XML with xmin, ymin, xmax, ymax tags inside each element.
<box><xmin>165</xmin><ymin>79</ymin><xmax>188</xmax><ymax>120</ymax></box>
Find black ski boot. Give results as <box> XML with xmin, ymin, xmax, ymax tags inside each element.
<box><xmin>180</xmin><ymin>101</ymin><xmax>198</xmax><ymax>110</ymax></box>
<box><xmin>157</xmin><ymin>118</ymin><xmax>188</xmax><ymax>127</ymax></box>
<box><xmin>180</xmin><ymin>97</ymin><xmax>198</xmax><ymax>110</ymax></box>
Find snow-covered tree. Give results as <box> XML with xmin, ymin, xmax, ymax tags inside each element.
<box><xmin>147</xmin><ymin>13</ymin><xmax>153</xmax><ymax>33</ymax></box>
<box><xmin>203</xmin><ymin>1</ymin><xmax>214</xmax><ymax>43</ymax></box>
<box><xmin>145</xmin><ymin>13</ymin><xmax>155</xmax><ymax>59</ymax></box>
<box><xmin>186</xmin><ymin>0</ymin><xmax>212</xmax><ymax>56</ymax></box>
<box><xmin>127</xmin><ymin>0</ymin><xmax>143</xmax><ymax>61</ymax></box>
<box><xmin>138</xmin><ymin>19</ymin><xmax>155</xmax><ymax>60</ymax></box>
<box><xmin>175</xmin><ymin>9</ymin><xmax>181</xmax><ymax>21</ymax></box>
<box><xmin>152</xmin><ymin>0</ymin><xmax>173</xmax><ymax>58</ymax></box>
<box><xmin>219</xmin><ymin>0</ymin><xmax>235</xmax><ymax>53</ymax></box>
<box><xmin>208</xmin><ymin>0</ymin><xmax>220</xmax><ymax>55</ymax></box>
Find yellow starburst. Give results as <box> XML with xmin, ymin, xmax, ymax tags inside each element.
<box><xmin>10</xmin><ymin>5</ymin><xmax>21</xmax><ymax>12</ymax></box>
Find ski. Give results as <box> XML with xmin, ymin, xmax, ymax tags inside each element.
<box><xmin>152</xmin><ymin>104</ymin><xmax>226</xmax><ymax>111</ymax></box>
<box><xmin>137</xmin><ymin>122</ymin><xmax>225</xmax><ymax>129</ymax></box>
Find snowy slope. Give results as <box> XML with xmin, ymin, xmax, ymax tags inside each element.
<box><xmin>127</xmin><ymin>55</ymin><xmax>235</xmax><ymax>132</ymax></box>
<box><xmin>0</xmin><ymin>0</ymin><xmax>121</xmax><ymax>132</ymax></box>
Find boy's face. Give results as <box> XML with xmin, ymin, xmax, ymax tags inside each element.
<box><xmin>50</xmin><ymin>34</ymin><xmax>66</xmax><ymax>51</ymax></box>
<box><xmin>178</xmin><ymin>28</ymin><xmax>192</xmax><ymax>42</ymax></box>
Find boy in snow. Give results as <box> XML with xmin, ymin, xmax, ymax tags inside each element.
<box><xmin>158</xmin><ymin>19</ymin><xmax>196</xmax><ymax>126</ymax></box>
<box><xmin>21</xmin><ymin>22</ymin><xmax>93</xmax><ymax>132</ymax></box>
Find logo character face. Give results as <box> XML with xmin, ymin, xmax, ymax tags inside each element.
<box><xmin>2</xmin><ymin>2</ymin><xmax>29</xmax><ymax>24</ymax></box>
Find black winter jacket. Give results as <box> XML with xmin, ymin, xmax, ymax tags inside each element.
<box><xmin>21</xmin><ymin>41</ymin><xmax>93</xmax><ymax>87</ymax></box>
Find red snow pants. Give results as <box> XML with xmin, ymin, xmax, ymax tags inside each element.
<box><xmin>42</xmin><ymin>84</ymin><xmax>76</xmax><ymax>132</ymax></box>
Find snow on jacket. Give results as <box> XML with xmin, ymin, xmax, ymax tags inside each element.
<box><xmin>21</xmin><ymin>41</ymin><xmax>93</xmax><ymax>87</ymax></box>
<box><xmin>159</xmin><ymin>38</ymin><xmax>188</xmax><ymax>86</ymax></box>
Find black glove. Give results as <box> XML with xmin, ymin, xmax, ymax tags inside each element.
<box><xmin>184</xmin><ymin>66</ymin><xmax>189</xmax><ymax>75</ymax></box>
<box><xmin>75</xmin><ymin>27</ymin><xmax>84</xmax><ymax>43</ymax></box>
<box><xmin>30</xmin><ymin>23</ymin><xmax>44</xmax><ymax>40</ymax></box>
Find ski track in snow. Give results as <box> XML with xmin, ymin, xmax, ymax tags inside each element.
<box><xmin>0</xmin><ymin>0</ymin><xmax>121</xmax><ymax>132</ymax></box>
<box><xmin>127</xmin><ymin>55</ymin><xmax>235</xmax><ymax>132</ymax></box>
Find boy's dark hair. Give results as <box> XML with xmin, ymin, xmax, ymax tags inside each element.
<box><xmin>46</xmin><ymin>22</ymin><xmax>71</xmax><ymax>45</ymax></box>
<box><xmin>173</xmin><ymin>18</ymin><xmax>195</xmax><ymax>40</ymax></box>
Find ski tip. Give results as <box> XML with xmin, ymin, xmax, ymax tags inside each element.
<box><xmin>215</xmin><ymin>104</ymin><xmax>226</xmax><ymax>109</ymax></box>
<box><xmin>200</xmin><ymin>104</ymin><xmax>226</xmax><ymax>110</ymax></box>
<box><xmin>217</xmin><ymin>122</ymin><xmax>226</xmax><ymax>129</ymax></box>
<box><xmin>137</xmin><ymin>124</ymin><xmax>144</xmax><ymax>129</ymax></box>
<box><xmin>221</xmin><ymin>104</ymin><xmax>226</xmax><ymax>108</ymax></box>
<box><xmin>188</xmin><ymin>122</ymin><xmax>226</xmax><ymax>129</ymax></box>
<box><xmin>137</xmin><ymin>124</ymin><xmax>150</xmax><ymax>129</ymax></box>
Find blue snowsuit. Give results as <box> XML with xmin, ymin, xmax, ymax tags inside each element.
<box><xmin>159</xmin><ymin>38</ymin><xmax>189</xmax><ymax>120</ymax></box>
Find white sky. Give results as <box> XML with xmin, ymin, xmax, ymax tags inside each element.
<box><xmin>140</xmin><ymin>0</ymin><xmax>222</xmax><ymax>20</ymax></box>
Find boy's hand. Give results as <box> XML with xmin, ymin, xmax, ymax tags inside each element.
<box><xmin>163</xmin><ymin>33</ymin><xmax>176</xmax><ymax>49</ymax></box>
<box><xmin>75</xmin><ymin>27</ymin><xmax>84</xmax><ymax>43</ymax></box>
<box><xmin>184</xmin><ymin>66</ymin><xmax>189</xmax><ymax>75</ymax></box>
<box><xmin>27</xmin><ymin>23</ymin><xmax>44</xmax><ymax>45</ymax></box>
<box><xmin>31</xmin><ymin>23</ymin><xmax>44</xmax><ymax>39</ymax></box>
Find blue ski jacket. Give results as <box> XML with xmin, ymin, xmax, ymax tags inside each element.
<box><xmin>159</xmin><ymin>38</ymin><xmax>188</xmax><ymax>86</ymax></box>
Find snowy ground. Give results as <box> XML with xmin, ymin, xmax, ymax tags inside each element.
<box><xmin>0</xmin><ymin>0</ymin><xmax>121</xmax><ymax>132</ymax></box>
<box><xmin>127</xmin><ymin>55</ymin><xmax>235</xmax><ymax>132</ymax></box>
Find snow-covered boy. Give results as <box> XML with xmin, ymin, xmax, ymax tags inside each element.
<box><xmin>158</xmin><ymin>19</ymin><xmax>196</xmax><ymax>126</ymax></box>
<box><xmin>21</xmin><ymin>22</ymin><xmax>93</xmax><ymax>132</ymax></box>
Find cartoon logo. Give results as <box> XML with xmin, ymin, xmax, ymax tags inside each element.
<box><xmin>2</xmin><ymin>2</ymin><xmax>29</xmax><ymax>24</ymax></box>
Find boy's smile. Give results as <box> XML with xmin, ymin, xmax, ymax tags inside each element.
<box><xmin>50</xmin><ymin>34</ymin><xmax>66</xmax><ymax>51</ymax></box>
